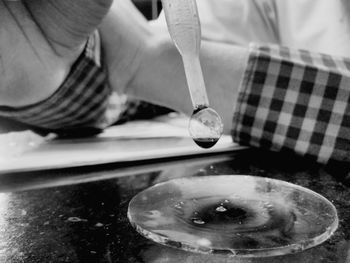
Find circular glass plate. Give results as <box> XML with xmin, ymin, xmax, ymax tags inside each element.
<box><xmin>128</xmin><ymin>175</ymin><xmax>338</xmax><ymax>257</ymax></box>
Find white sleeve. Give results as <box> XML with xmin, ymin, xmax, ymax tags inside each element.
<box><xmin>275</xmin><ymin>0</ymin><xmax>350</xmax><ymax>57</ymax></box>
<box><xmin>151</xmin><ymin>0</ymin><xmax>279</xmax><ymax>45</ymax></box>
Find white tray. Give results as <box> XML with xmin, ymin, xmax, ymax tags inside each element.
<box><xmin>0</xmin><ymin>115</ymin><xmax>245</xmax><ymax>174</ymax></box>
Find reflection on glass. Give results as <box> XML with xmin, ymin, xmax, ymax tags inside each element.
<box><xmin>138</xmin><ymin>243</ymin><xmax>329</xmax><ymax>263</ymax></box>
<box><xmin>128</xmin><ymin>175</ymin><xmax>338</xmax><ymax>257</ymax></box>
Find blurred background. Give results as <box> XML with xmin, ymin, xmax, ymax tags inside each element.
<box><xmin>132</xmin><ymin>0</ymin><xmax>162</xmax><ymax>20</ymax></box>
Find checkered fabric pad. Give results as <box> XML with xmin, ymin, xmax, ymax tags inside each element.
<box><xmin>0</xmin><ymin>32</ymin><xmax>126</xmax><ymax>135</ymax></box>
<box><xmin>233</xmin><ymin>44</ymin><xmax>350</xmax><ymax>163</ymax></box>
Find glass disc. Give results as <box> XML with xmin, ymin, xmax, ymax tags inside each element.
<box><xmin>128</xmin><ymin>175</ymin><xmax>338</xmax><ymax>257</ymax></box>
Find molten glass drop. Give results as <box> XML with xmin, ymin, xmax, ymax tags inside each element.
<box><xmin>189</xmin><ymin>107</ymin><xmax>223</xmax><ymax>149</ymax></box>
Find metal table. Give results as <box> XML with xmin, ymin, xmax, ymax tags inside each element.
<box><xmin>0</xmin><ymin>147</ymin><xmax>349</xmax><ymax>263</ymax></box>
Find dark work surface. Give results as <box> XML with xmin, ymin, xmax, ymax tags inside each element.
<box><xmin>0</xmin><ymin>149</ymin><xmax>349</xmax><ymax>263</ymax></box>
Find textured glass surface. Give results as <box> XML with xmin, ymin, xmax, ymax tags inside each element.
<box><xmin>128</xmin><ymin>175</ymin><xmax>338</xmax><ymax>257</ymax></box>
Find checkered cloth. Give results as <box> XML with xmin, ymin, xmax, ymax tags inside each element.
<box><xmin>0</xmin><ymin>31</ymin><xmax>127</xmax><ymax>135</ymax></box>
<box><xmin>233</xmin><ymin>44</ymin><xmax>350</xmax><ymax>163</ymax></box>
<box><xmin>1</xmin><ymin>34</ymin><xmax>349</xmax><ymax>163</ymax></box>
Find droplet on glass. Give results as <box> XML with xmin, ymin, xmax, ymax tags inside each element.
<box><xmin>192</xmin><ymin>218</ymin><xmax>206</xmax><ymax>225</ymax></box>
<box><xmin>215</xmin><ymin>205</ymin><xmax>227</xmax><ymax>212</ymax></box>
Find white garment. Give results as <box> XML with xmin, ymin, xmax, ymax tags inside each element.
<box><xmin>153</xmin><ymin>0</ymin><xmax>350</xmax><ymax>57</ymax></box>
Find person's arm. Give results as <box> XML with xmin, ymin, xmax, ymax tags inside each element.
<box><xmin>97</xmin><ymin>0</ymin><xmax>248</xmax><ymax>132</ymax></box>
<box><xmin>0</xmin><ymin>32</ymin><xmax>117</xmax><ymax>133</ymax></box>
<box><xmin>0</xmin><ymin>0</ymin><xmax>175</xmax><ymax>134</ymax></box>
<box><xmin>112</xmin><ymin>33</ymin><xmax>350</xmax><ymax>164</ymax></box>
<box><xmin>125</xmin><ymin>37</ymin><xmax>248</xmax><ymax>135</ymax></box>
<box><xmin>2</xmin><ymin>0</ymin><xmax>349</xmax><ymax>164</ymax></box>
<box><xmin>0</xmin><ymin>0</ymin><xmax>125</xmax><ymax>134</ymax></box>
<box><xmin>0</xmin><ymin>0</ymin><xmax>112</xmax><ymax>107</ymax></box>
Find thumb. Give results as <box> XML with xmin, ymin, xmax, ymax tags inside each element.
<box><xmin>23</xmin><ymin>0</ymin><xmax>112</xmax><ymax>53</ymax></box>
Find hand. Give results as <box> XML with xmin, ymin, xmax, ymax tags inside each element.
<box><xmin>0</xmin><ymin>0</ymin><xmax>112</xmax><ymax>106</ymax></box>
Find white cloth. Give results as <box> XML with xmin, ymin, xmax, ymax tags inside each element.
<box><xmin>153</xmin><ymin>0</ymin><xmax>350</xmax><ymax>57</ymax></box>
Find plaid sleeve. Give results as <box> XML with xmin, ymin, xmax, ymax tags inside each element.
<box><xmin>0</xmin><ymin>31</ymin><xmax>127</xmax><ymax>135</ymax></box>
<box><xmin>233</xmin><ymin>43</ymin><xmax>350</xmax><ymax>164</ymax></box>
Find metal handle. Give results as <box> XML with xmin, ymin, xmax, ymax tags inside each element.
<box><xmin>161</xmin><ymin>0</ymin><xmax>209</xmax><ymax>109</ymax></box>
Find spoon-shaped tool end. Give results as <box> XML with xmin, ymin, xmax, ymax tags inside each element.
<box><xmin>189</xmin><ymin>106</ymin><xmax>223</xmax><ymax>148</ymax></box>
<box><xmin>161</xmin><ymin>0</ymin><xmax>224</xmax><ymax>148</ymax></box>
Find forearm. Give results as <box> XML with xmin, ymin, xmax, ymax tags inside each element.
<box><xmin>0</xmin><ymin>0</ymin><xmax>112</xmax><ymax>108</ymax></box>
<box><xmin>127</xmin><ymin>35</ymin><xmax>350</xmax><ymax>164</ymax></box>
<box><xmin>0</xmin><ymin>32</ymin><xmax>116</xmax><ymax>134</ymax></box>
<box><xmin>99</xmin><ymin>0</ymin><xmax>154</xmax><ymax>95</ymax></box>
<box><xmin>0</xmin><ymin>0</ymin><xmax>71</xmax><ymax>107</ymax></box>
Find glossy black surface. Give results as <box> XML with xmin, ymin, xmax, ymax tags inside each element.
<box><xmin>0</xmin><ymin>149</ymin><xmax>349</xmax><ymax>262</ymax></box>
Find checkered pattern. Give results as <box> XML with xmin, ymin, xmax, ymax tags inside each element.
<box><xmin>1</xmin><ymin>33</ymin><xmax>349</xmax><ymax>163</ymax></box>
<box><xmin>0</xmin><ymin>31</ymin><xmax>126</xmax><ymax>135</ymax></box>
<box><xmin>233</xmin><ymin>44</ymin><xmax>350</xmax><ymax>163</ymax></box>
